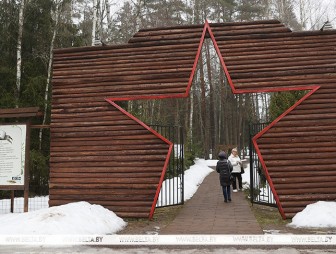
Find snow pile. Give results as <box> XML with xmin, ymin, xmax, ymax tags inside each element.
<box><xmin>157</xmin><ymin>158</ymin><xmax>214</xmax><ymax>206</ymax></box>
<box><xmin>184</xmin><ymin>159</ymin><xmax>214</xmax><ymax>200</ymax></box>
<box><xmin>288</xmin><ymin>201</ymin><xmax>336</xmax><ymax>228</ymax></box>
<box><xmin>0</xmin><ymin>201</ymin><xmax>127</xmax><ymax>235</ymax></box>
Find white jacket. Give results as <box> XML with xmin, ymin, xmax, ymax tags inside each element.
<box><xmin>228</xmin><ymin>154</ymin><xmax>241</xmax><ymax>173</ymax></box>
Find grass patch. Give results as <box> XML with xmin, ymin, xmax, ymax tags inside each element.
<box><xmin>250</xmin><ymin>204</ymin><xmax>290</xmax><ymax>227</ymax></box>
<box><xmin>118</xmin><ymin>205</ymin><xmax>183</xmax><ymax>234</ymax></box>
<box><xmin>242</xmin><ymin>188</ymin><xmax>290</xmax><ymax>227</ymax></box>
<box><xmin>153</xmin><ymin>205</ymin><xmax>183</xmax><ymax>222</ymax></box>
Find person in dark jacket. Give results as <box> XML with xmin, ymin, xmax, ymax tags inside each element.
<box><xmin>216</xmin><ymin>151</ymin><xmax>233</xmax><ymax>203</ymax></box>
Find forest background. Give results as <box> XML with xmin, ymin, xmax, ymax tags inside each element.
<box><xmin>0</xmin><ymin>0</ymin><xmax>335</xmax><ymax>195</ymax></box>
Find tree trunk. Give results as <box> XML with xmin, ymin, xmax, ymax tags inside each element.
<box><xmin>15</xmin><ymin>0</ymin><xmax>25</xmax><ymax>108</ymax></box>
<box><xmin>92</xmin><ymin>0</ymin><xmax>97</xmax><ymax>45</ymax></box>
<box><xmin>205</xmin><ymin>41</ymin><xmax>215</xmax><ymax>152</ymax></box>
<box><xmin>189</xmin><ymin>87</ymin><xmax>194</xmax><ymax>150</ymax></box>
<box><xmin>135</xmin><ymin>0</ymin><xmax>143</xmax><ymax>31</ymax></box>
<box><xmin>39</xmin><ymin>0</ymin><xmax>62</xmax><ymax>150</ymax></box>
<box><xmin>105</xmin><ymin>0</ymin><xmax>113</xmax><ymax>41</ymax></box>
<box><xmin>97</xmin><ymin>0</ymin><xmax>104</xmax><ymax>41</ymax></box>
<box><xmin>199</xmin><ymin>53</ymin><xmax>209</xmax><ymax>158</ymax></box>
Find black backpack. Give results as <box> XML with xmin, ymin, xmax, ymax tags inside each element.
<box><xmin>219</xmin><ymin>160</ymin><xmax>231</xmax><ymax>178</ymax></box>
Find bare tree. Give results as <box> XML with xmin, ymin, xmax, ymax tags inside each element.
<box><xmin>15</xmin><ymin>0</ymin><xmax>25</xmax><ymax>107</ymax></box>
<box><xmin>91</xmin><ymin>0</ymin><xmax>98</xmax><ymax>45</ymax></box>
<box><xmin>105</xmin><ymin>0</ymin><xmax>114</xmax><ymax>40</ymax></box>
<box><xmin>39</xmin><ymin>0</ymin><xmax>63</xmax><ymax>149</ymax></box>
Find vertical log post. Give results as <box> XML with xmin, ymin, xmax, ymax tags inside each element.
<box><xmin>10</xmin><ymin>190</ymin><xmax>14</xmax><ymax>213</ymax></box>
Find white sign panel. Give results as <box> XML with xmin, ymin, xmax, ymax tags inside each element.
<box><xmin>0</xmin><ymin>124</ymin><xmax>26</xmax><ymax>186</ymax></box>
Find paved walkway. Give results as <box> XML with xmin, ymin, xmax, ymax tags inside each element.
<box><xmin>160</xmin><ymin>171</ymin><xmax>263</xmax><ymax>234</ymax></box>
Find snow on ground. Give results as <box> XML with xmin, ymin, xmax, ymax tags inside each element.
<box><xmin>184</xmin><ymin>158</ymin><xmax>213</xmax><ymax>200</ymax></box>
<box><xmin>0</xmin><ymin>201</ymin><xmax>126</xmax><ymax>235</ymax></box>
<box><xmin>157</xmin><ymin>158</ymin><xmax>213</xmax><ymax>206</ymax></box>
<box><xmin>288</xmin><ymin>201</ymin><xmax>336</xmax><ymax>228</ymax></box>
<box><xmin>0</xmin><ymin>158</ymin><xmax>335</xmax><ymax>235</ymax></box>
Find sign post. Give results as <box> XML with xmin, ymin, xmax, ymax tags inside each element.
<box><xmin>0</xmin><ymin>123</ymin><xmax>30</xmax><ymax>212</ymax></box>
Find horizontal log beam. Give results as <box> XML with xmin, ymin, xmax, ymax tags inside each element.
<box><xmin>98</xmin><ymin>205</ymin><xmax>151</xmax><ymax>213</ymax></box>
<box><xmin>279</xmin><ymin>193</ymin><xmax>336</xmax><ymax>201</ymax></box>
<box><xmin>49</xmin><ymin>191</ymin><xmax>155</xmax><ymax>199</ymax></box>
<box><xmin>128</xmin><ymin>31</ymin><xmax>206</xmax><ymax>43</ymax></box>
<box><xmin>52</xmin><ymin>86</ymin><xmax>188</xmax><ymax>99</ymax></box>
<box><xmin>265</xmin><ymin>125</ymin><xmax>336</xmax><ymax>134</ymax></box>
<box><xmin>272</xmin><ymin>176</ymin><xmax>336</xmax><ymax>184</ymax></box>
<box><xmin>52</xmin><ymin>77</ymin><xmax>189</xmax><ymax>89</ymax></box>
<box><xmin>220</xmin><ymin>41</ymin><xmax>335</xmax><ymax>55</ymax></box>
<box><xmin>49</xmin><ymin>183</ymin><xmax>157</xmax><ymax>190</ymax></box>
<box><xmin>54</xmin><ymin>51</ymin><xmax>196</xmax><ymax>66</ymax></box>
<box><xmin>261</xmin><ymin>130</ymin><xmax>336</xmax><ymax>139</ymax></box>
<box><xmin>53</xmin><ymin>83</ymin><xmax>188</xmax><ymax>97</ymax></box>
<box><xmin>53</xmin><ymin>43</ymin><xmax>199</xmax><ymax>59</ymax></box>
<box><xmin>134</xmin><ymin>25</ymin><xmax>204</xmax><ymax>36</ymax></box>
<box><xmin>51</xmin><ymin>139</ymin><xmax>165</xmax><ymax>147</ymax></box>
<box><xmin>50</xmin><ymin>176</ymin><xmax>160</xmax><ymax>184</ymax></box>
<box><xmin>50</xmin><ymin>144</ymin><xmax>169</xmax><ymax>153</ymax></box>
<box><xmin>280</xmin><ymin>200</ymin><xmax>319</xmax><ymax>208</ymax></box>
<box><xmin>50</xmin><ymin>167</ymin><xmax>162</xmax><ymax>174</ymax></box>
<box><xmin>227</xmin><ymin>61</ymin><xmax>336</xmax><ymax>74</ymax></box>
<box><xmin>50</xmin><ymin>172</ymin><xmax>162</xmax><ymax>178</ymax></box>
<box><xmin>263</xmin><ymin>151</ymin><xmax>336</xmax><ymax>160</ymax></box>
<box><xmin>49</xmin><ymin>154</ymin><xmax>167</xmax><ymax>163</ymax></box>
<box><xmin>49</xmin><ymin>161</ymin><xmax>165</xmax><ymax>168</ymax></box>
<box><xmin>230</xmin><ymin>67</ymin><xmax>336</xmax><ymax>79</ymax></box>
<box><xmin>50</xmin><ymin>149</ymin><xmax>168</xmax><ymax>157</ymax></box>
<box><xmin>265</xmin><ymin>164</ymin><xmax>336</xmax><ymax>172</ymax></box>
<box><xmin>49</xmin><ymin>193</ymin><xmax>154</xmax><ymax>202</ymax></box>
<box><xmin>257</xmin><ymin>135</ymin><xmax>336</xmax><ymax>144</ymax></box>
<box><xmin>265</xmin><ymin>158</ymin><xmax>336</xmax><ymax>167</ymax></box>
<box><xmin>213</xmin><ymin>29</ymin><xmax>336</xmax><ymax>42</ymax></box>
<box><xmin>277</xmin><ymin>187</ymin><xmax>336</xmax><ymax>195</ymax></box>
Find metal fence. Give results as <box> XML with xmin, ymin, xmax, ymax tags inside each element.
<box><xmin>249</xmin><ymin>123</ymin><xmax>276</xmax><ymax>207</ymax></box>
<box><xmin>0</xmin><ymin>190</ymin><xmax>49</xmax><ymax>214</ymax></box>
<box><xmin>150</xmin><ymin>125</ymin><xmax>184</xmax><ymax>208</ymax></box>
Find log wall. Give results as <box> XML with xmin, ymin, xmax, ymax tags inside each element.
<box><xmin>49</xmin><ymin>99</ymin><xmax>172</xmax><ymax>218</ymax></box>
<box><xmin>50</xmin><ymin>19</ymin><xmax>336</xmax><ymax>219</ymax></box>
<box><xmin>51</xmin><ymin>24</ymin><xmax>206</xmax><ymax>218</ymax></box>
<box><xmin>208</xmin><ymin>22</ymin><xmax>336</xmax><ymax>219</ymax></box>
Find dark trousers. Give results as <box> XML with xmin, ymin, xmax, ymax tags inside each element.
<box><xmin>221</xmin><ymin>185</ymin><xmax>231</xmax><ymax>201</ymax></box>
<box><xmin>232</xmin><ymin>172</ymin><xmax>242</xmax><ymax>190</ymax></box>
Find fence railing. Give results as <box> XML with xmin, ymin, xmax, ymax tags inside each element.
<box><xmin>150</xmin><ymin>125</ymin><xmax>184</xmax><ymax>208</ymax></box>
<box><xmin>249</xmin><ymin>123</ymin><xmax>276</xmax><ymax>207</ymax></box>
<box><xmin>0</xmin><ymin>190</ymin><xmax>48</xmax><ymax>214</ymax></box>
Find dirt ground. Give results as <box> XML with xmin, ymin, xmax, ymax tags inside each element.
<box><xmin>118</xmin><ymin>205</ymin><xmax>183</xmax><ymax>235</ymax></box>
<box><xmin>118</xmin><ymin>203</ymin><xmax>336</xmax><ymax>235</ymax></box>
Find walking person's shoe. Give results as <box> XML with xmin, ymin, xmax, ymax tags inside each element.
<box><xmin>233</xmin><ymin>189</ymin><xmax>238</xmax><ymax>192</ymax></box>
<box><xmin>224</xmin><ymin>200</ymin><xmax>228</xmax><ymax>203</ymax></box>
<box><xmin>228</xmin><ymin>198</ymin><xmax>232</xmax><ymax>202</ymax></box>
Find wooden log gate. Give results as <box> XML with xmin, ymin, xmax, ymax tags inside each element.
<box><xmin>50</xmin><ymin>20</ymin><xmax>336</xmax><ymax>219</ymax></box>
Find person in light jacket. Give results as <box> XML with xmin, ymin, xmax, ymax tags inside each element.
<box><xmin>228</xmin><ymin>147</ymin><xmax>242</xmax><ymax>192</ymax></box>
<box><xmin>216</xmin><ymin>151</ymin><xmax>233</xmax><ymax>203</ymax></box>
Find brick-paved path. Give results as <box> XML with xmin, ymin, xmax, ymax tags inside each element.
<box><xmin>160</xmin><ymin>171</ymin><xmax>263</xmax><ymax>234</ymax></box>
